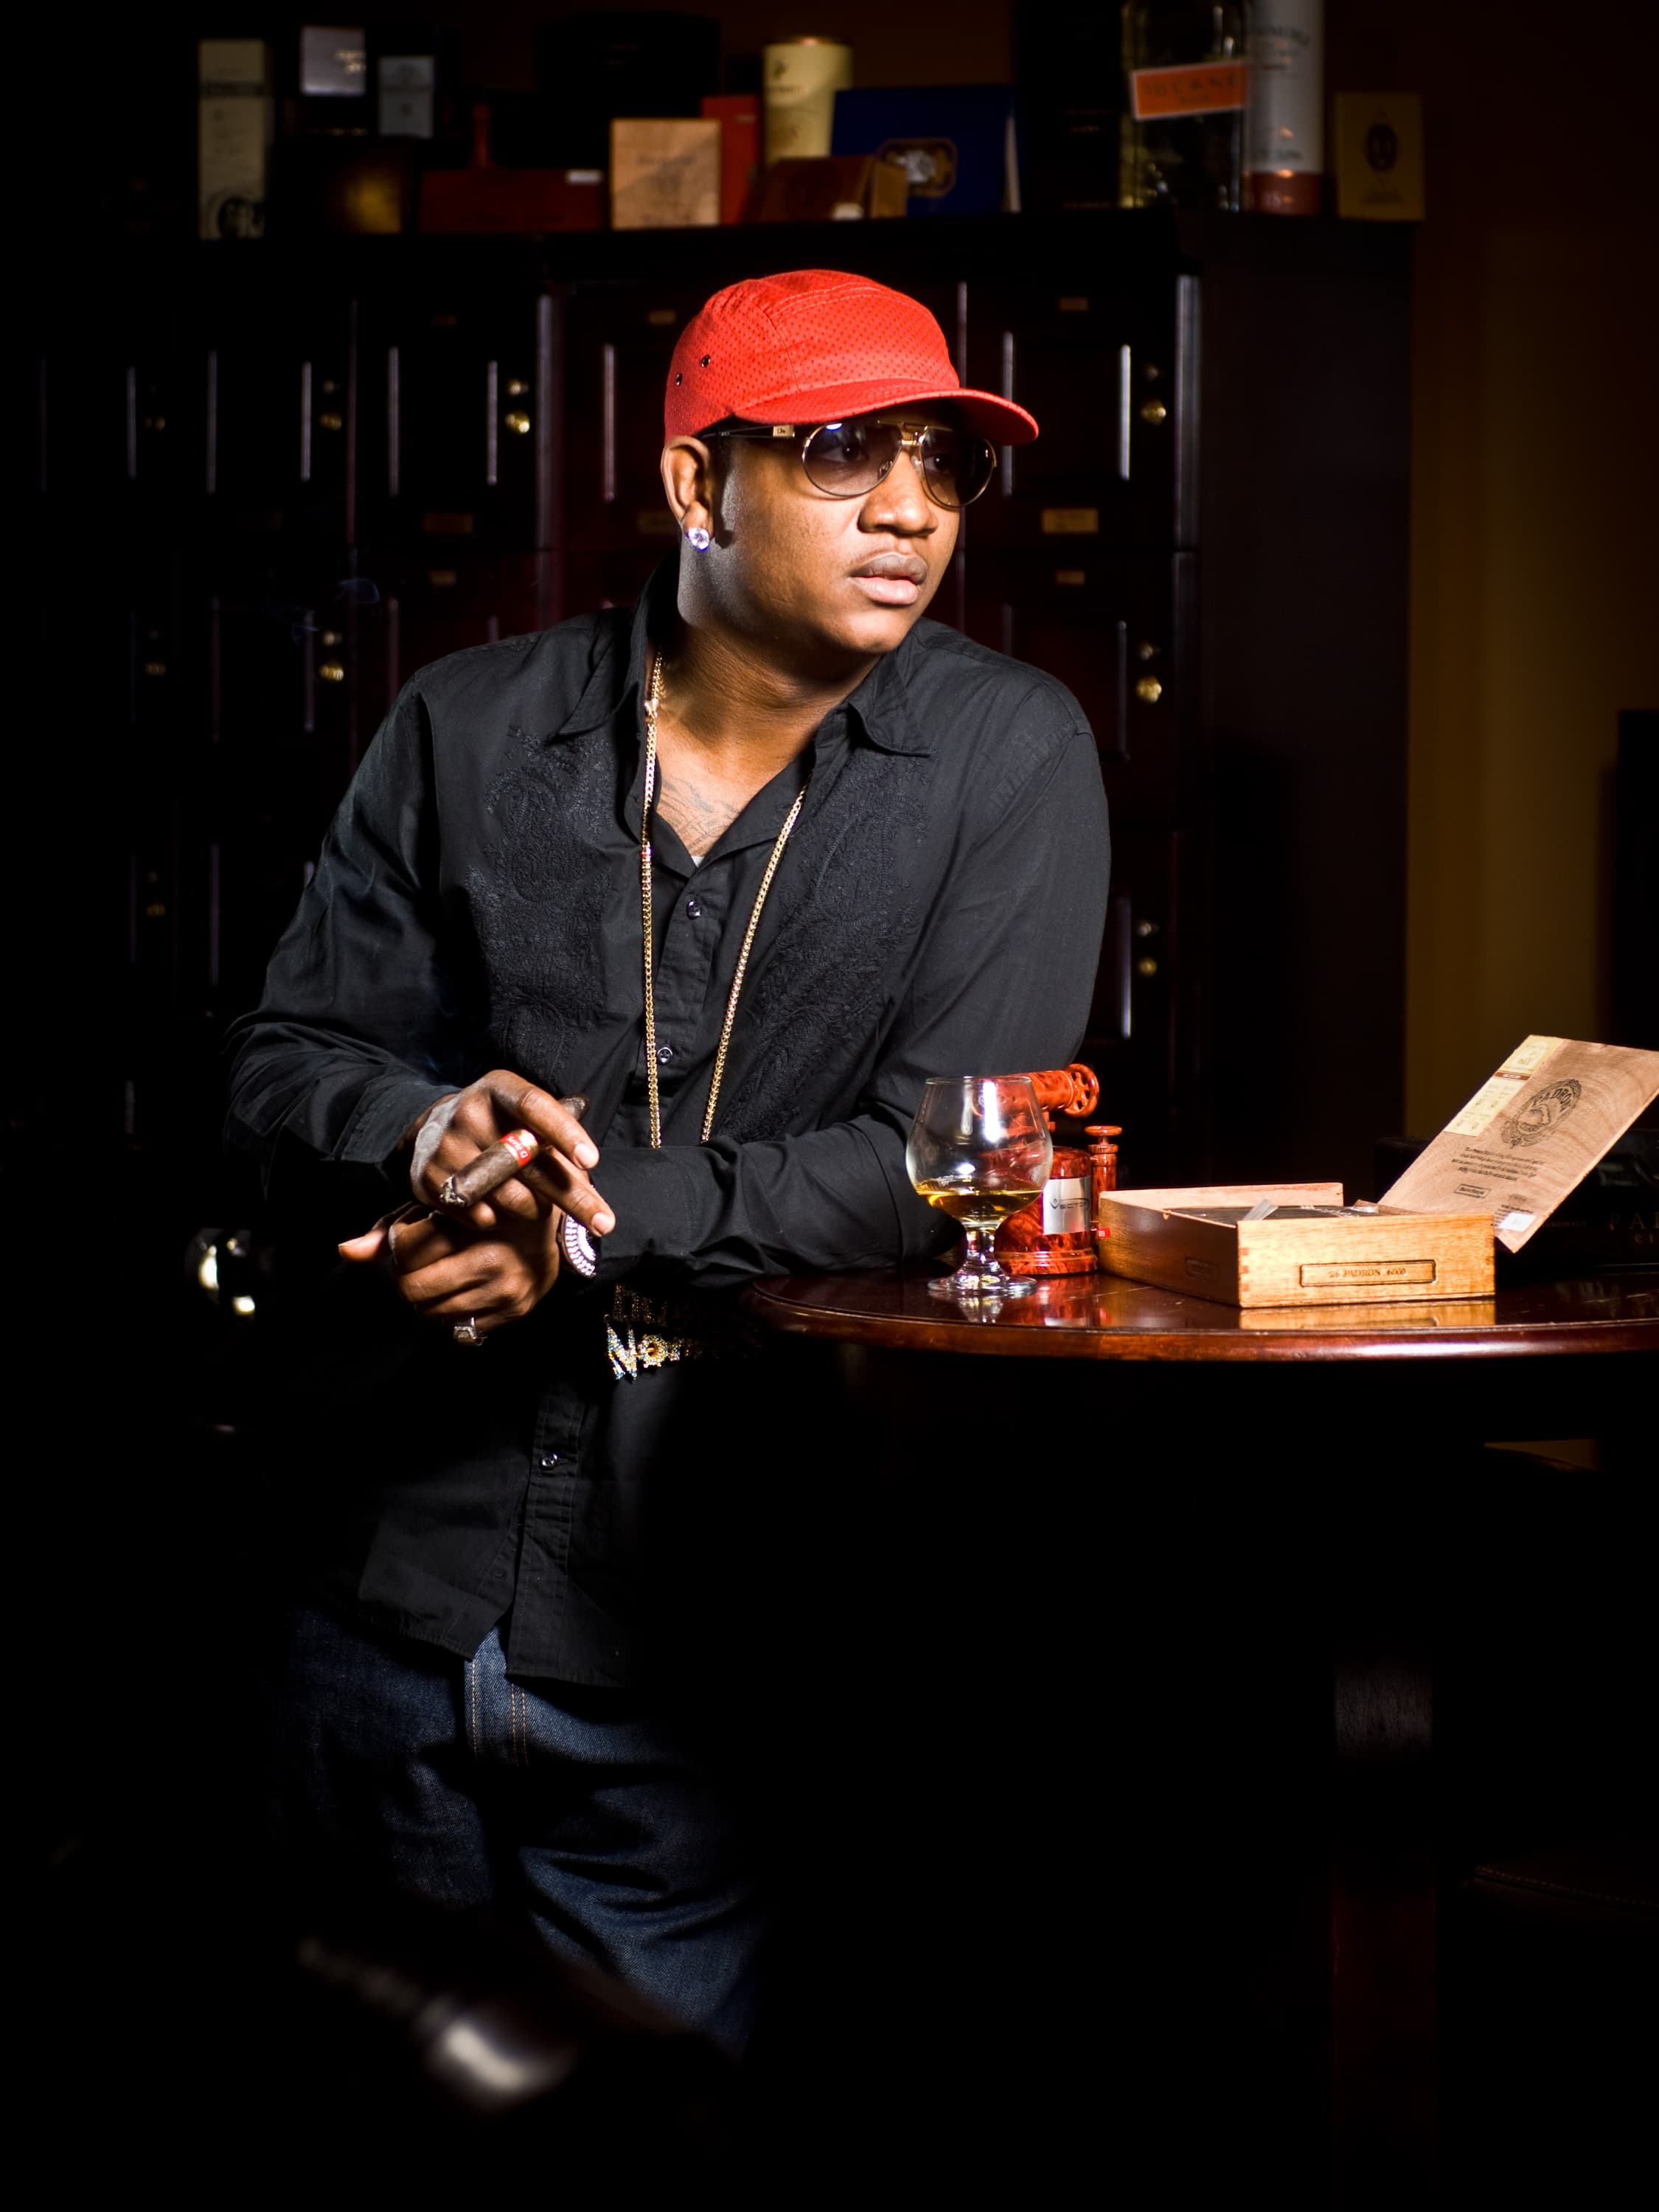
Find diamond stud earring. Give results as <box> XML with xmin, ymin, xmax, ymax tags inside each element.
<box><xmin>686</xmin><ymin>524</ymin><xmax>712</xmax><ymax>552</ymax></box>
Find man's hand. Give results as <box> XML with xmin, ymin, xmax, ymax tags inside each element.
<box><xmin>407</xmin><ymin>1071</ymin><xmax>614</xmax><ymax>1236</ymax></box>
<box><xmin>335</xmin><ymin>1071</ymin><xmax>614</xmax><ymax>1338</ymax></box>
<box><xmin>342</xmin><ymin>1203</ymin><xmax>565</xmax><ymax>1338</ymax></box>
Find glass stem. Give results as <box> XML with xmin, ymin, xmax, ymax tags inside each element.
<box><xmin>961</xmin><ymin>1223</ymin><xmax>994</xmax><ymax>1276</ymax></box>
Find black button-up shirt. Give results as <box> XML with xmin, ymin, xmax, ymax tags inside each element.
<box><xmin>227</xmin><ymin>563</ymin><xmax>1109</xmax><ymax>1687</ymax></box>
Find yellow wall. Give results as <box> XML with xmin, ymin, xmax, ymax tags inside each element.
<box><xmin>1408</xmin><ymin>218</ymin><xmax>1657</xmax><ymax>1124</ymax></box>
<box><xmin>1329</xmin><ymin>1</ymin><xmax>1659</xmax><ymax>1126</ymax></box>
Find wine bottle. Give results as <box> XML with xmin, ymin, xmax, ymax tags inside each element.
<box><xmin>1245</xmin><ymin>0</ymin><xmax>1325</xmax><ymax>215</ymax></box>
<box><xmin>995</xmin><ymin>1064</ymin><xmax>1110</xmax><ymax>1277</ymax></box>
<box><xmin>1118</xmin><ymin>1</ymin><xmax>1247</xmax><ymax>213</ymax></box>
<box><xmin>199</xmin><ymin>40</ymin><xmax>274</xmax><ymax>240</ymax></box>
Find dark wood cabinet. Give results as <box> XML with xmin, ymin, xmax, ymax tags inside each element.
<box><xmin>961</xmin><ymin>271</ymin><xmax>1195</xmax><ymax>552</ymax></box>
<box><xmin>34</xmin><ymin>213</ymin><xmax>1411</xmax><ymax>1194</ymax></box>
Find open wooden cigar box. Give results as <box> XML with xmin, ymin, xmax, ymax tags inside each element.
<box><xmin>1095</xmin><ymin>1036</ymin><xmax>1659</xmax><ymax>1308</ymax></box>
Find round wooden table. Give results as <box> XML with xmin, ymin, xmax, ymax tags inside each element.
<box><xmin>741</xmin><ymin>1265</ymin><xmax>1657</xmax><ymax>2204</ymax></box>
<box><xmin>745</xmin><ymin>1265</ymin><xmax>1659</xmax><ymax>1363</ymax></box>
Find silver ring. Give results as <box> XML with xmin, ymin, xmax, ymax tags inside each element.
<box><xmin>451</xmin><ymin>1316</ymin><xmax>485</xmax><ymax>1347</ymax></box>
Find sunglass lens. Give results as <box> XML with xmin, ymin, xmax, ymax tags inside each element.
<box><xmin>804</xmin><ymin>420</ymin><xmax>895</xmax><ymax>495</ymax></box>
<box><xmin>919</xmin><ymin>428</ymin><xmax>996</xmax><ymax>508</ymax></box>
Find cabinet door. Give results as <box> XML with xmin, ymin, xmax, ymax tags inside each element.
<box><xmin>964</xmin><ymin>549</ymin><xmax>1193</xmax><ymax>826</ymax></box>
<box><xmin>201</xmin><ymin>282</ymin><xmax>359</xmax><ymax>545</ymax></box>
<box><xmin>1079</xmin><ymin>823</ymin><xmax>1194</xmax><ymax>1187</ymax></box>
<box><xmin>122</xmin><ymin>560</ymin><xmax>188</xmax><ymax>767</ymax></box>
<box><xmin>363</xmin><ymin>277</ymin><xmax>554</xmax><ymax>550</ymax></box>
<box><xmin>371</xmin><ymin>552</ymin><xmax>558</xmax><ymax>695</ymax></box>
<box><xmin>201</xmin><ymin>547</ymin><xmax>370</xmax><ymax>788</ymax></box>
<box><xmin>963</xmin><ymin>274</ymin><xmax>1194</xmax><ymax>551</ymax></box>
<box><xmin>561</xmin><ymin>283</ymin><xmax>708</xmax><ymax>558</ymax></box>
<box><xmin>39</xmin><ymin>266</ymin><xmax>187</xmax><ymax>527</ymax></box>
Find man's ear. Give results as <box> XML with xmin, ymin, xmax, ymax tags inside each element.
<box><xmin>661</xmin><ymin>438</ymin><xmax>715</xmax><ymax>536</ymax></box>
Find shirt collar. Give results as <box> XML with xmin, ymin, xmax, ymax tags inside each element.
<box><xmin>553</xmin><ymin>558</ymin><xmax>933</xmax><ymax>756</ymax></box>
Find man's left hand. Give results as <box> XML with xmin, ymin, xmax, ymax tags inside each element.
<box><xmin>338</xmin><ymin>1199</ymin><xmax>566</xmax><ymax>1337</ymax></box>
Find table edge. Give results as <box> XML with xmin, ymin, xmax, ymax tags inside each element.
<box><xmin>742</xmin><ymin>1278</ymin><xmax>1659</xmax><ymax>1361</ymax></box>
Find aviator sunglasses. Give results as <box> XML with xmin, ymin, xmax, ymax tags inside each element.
<box><xmin>704</xmin><ymin>417</ymin><xmax>998</xmax><ymax>510</ymax></box>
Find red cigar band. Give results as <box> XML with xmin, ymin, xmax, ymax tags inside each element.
<box><xmin>499</xmin><ymin>1128</ymin><xmax>539</xmax><ymax>1168</ymax></box>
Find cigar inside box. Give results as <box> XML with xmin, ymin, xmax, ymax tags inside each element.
<box><xmin>1180</xmin><ymin>1203</ymin><xmax>1382</xmax><ymax>1223</ymax></box>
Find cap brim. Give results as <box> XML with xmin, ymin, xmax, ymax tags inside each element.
<box><xmin>729</xmin><ymin>378</ymin><xmax>1039</xmax><ymax>446</ymax></box>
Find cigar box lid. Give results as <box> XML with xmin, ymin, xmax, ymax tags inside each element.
<box><xmin>1377</xmin><ymin>1037</ymin><xmax>1659</xmax><ymax>1253</ymax></box>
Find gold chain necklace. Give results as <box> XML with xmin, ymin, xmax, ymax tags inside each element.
<box><xmin>640</xmin><ymin>647</ymin><xmax>808</xmax><ymax>1148</ymax></box>
<box><xmin>607</xmin><ymin>648</ymin><xmax>807</xmax><ymax>1382</ymax></box>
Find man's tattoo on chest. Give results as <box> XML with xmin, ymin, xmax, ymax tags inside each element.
<box><xmin>653</xmin><ymin>771</ymin><xmax>744</xmax><ymax>855</ymax></box>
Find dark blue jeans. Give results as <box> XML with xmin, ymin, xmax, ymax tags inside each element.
<box><xmin>268</xmin><ymin>1605</ymin><xmax>766</xmax><ymax>2051</ymax></box>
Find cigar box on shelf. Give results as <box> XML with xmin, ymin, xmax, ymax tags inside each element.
<box><xmin>609</xmin><ymin>117</ymin><xmax>721</xmax><ymax>229</ymax></box>
<box><xmin>1096</xmin><ymin>1037</ymin><xmax>1659</xmax><ymax>1309</ymax></box>
<box><xmin>755</xmin><ymin>153</ymin><xmax>908</xmax><ymax>222</ymax></box>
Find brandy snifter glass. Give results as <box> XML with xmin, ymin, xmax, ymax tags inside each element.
<box><xmin>906</xmin><ymin>1074</ymin><xmax>1054</xmax><ymax>1300</ymax></box>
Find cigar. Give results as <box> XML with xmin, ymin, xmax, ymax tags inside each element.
<box><xmin>437</xmin><ymin>1093</ymin><xmax>591</xmax><ymax>1211</ymax></box>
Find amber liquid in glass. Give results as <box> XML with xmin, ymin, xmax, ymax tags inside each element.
<box><xmin>916</xmin><ymin>1183</ymin><xmax>1045</xmax><ymax>1225</ymax></box>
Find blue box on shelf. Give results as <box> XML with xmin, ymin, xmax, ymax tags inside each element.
<box><xmin>831</xmin><ymin>86</ymin><xmax>1020</xmax><ymax>216</ymax></box>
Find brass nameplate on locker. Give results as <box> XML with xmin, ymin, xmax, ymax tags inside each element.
<box><xmin>646</xmin><ymin>307</ymin><xmax>678</xmax><ymax>325</ymax></box>
<box><xmin>1054</xmin><ymin>569</ymin><xmax>1087</xmax><ymax>586</ymax></box>
<box><xmin>636</xmin><ymin>510</ymin><xmax>679</xmax><ymax>538</ymax></box>
<box><xmin>422</xmin><ymin>512</ymin><xmax>475</xmax><ymax>535</ymax></box>
<box><xmin>1057</xmin><ymin>296</ymin><xmax>1090</xmax><ymax>313</ymax></box>
<box><xmin>428</xmin><ymin>569</ymin><xmax>459</xmax><ymax>587</ymax></box>
<box><xmin>1041</xmin><ymin>508</ymin><xmax>1099</xmax><ymax>535</ymax></box>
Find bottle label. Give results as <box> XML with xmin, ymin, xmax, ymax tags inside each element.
<box><xmin>1245</xmin><ymin>3</ymin><xmax>1324</xmax><ymax>173</ymax></box>
<box><xmin>1130</xmin><ymin>62</ymin><xmax>1249</xmax><ymax>122</ymax></box>
<box><xmin>1042</xmin><ymin>1176</ymin><xmax>1088</xmax><ymax>1236</ymax></box>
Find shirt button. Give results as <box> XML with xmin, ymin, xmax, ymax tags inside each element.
<box><xmin>685</xmin><ymin>897</ymin><xmax>702</xmax><ymax>919</ymax></box>
<box><xmin>655</xmin><ymin>1043</ymin><xmax>674</xmax><ymax>1064</ymax></box>
<box><xmin>538</xmin><ymin>1453</ymin><xmax>560</xmax><ymax>1470</ymax></box>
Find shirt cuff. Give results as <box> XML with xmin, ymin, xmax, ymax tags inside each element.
<box><xmin>336</xmin><ymin>1071</ymin><xmax>457</xmax><ymax>1184</ymax></box>
<box><xmin>580</xmin><ymin>1146</ymin><xmax>706</xmax><ymax>1286</ymax></box>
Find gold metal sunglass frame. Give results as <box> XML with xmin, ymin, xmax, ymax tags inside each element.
<box><xmin>703</xmin><ymin>418</ymin><xmax>998</xmax><ymax>509</ymax></box>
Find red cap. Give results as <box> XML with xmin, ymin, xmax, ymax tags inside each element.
<box><xmin>664</xmin><ymin>269</ymin><xmax>1040</xmax><ymax>447</ymax></box>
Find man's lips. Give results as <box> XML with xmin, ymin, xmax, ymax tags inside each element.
<box><xmin>852</xmin><ymin>552</ymin><xmax>928</xmax><ymax>581</ymax></box>
<box><xmin>849</xmin><ymin>551</ymin><xmax>928</xmax><ymax>605</ymax></box>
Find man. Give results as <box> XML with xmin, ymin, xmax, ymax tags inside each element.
<box><xmin>228</xmin><ymin>268</ymin><xmax>1109</xmax><ymax>2053</ymax></box>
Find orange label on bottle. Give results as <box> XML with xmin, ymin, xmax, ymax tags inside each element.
<box><xmin>1130</xmin><ymin>62</ymin><xmax>1249</xmax><ymax>122</ymax></box>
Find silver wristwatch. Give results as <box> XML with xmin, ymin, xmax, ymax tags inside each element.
<box><xmin>560</xmin><ymin>1214</ymin><xmax>599</xmax><ymax>1277</ymax></box>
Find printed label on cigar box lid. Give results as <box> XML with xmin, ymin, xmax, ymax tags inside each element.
<box><xmin>1500</xmin><ymin>1034</ymin><xmax>1565</xmax><ymax>1075</ymax></box>
<box><xmin>1042</xmin><ymin>1177</ymin><xmax>1088</xmax><ymax>1235</ymax></box>
<box><xmin>1442</xmin><ymin>1033</ymin><xmax>1565</xmax><ymax>1135</ymax></box>
<box><xmin>1443</xmin><ymin>1071</ymin><xmax>1528</xmax><ymax>1137</ymax></box>
<box><xmin>1299</xmin><ymin>1259</ymin><xmax>1437</xmax><ymax>1287</ymax></box>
